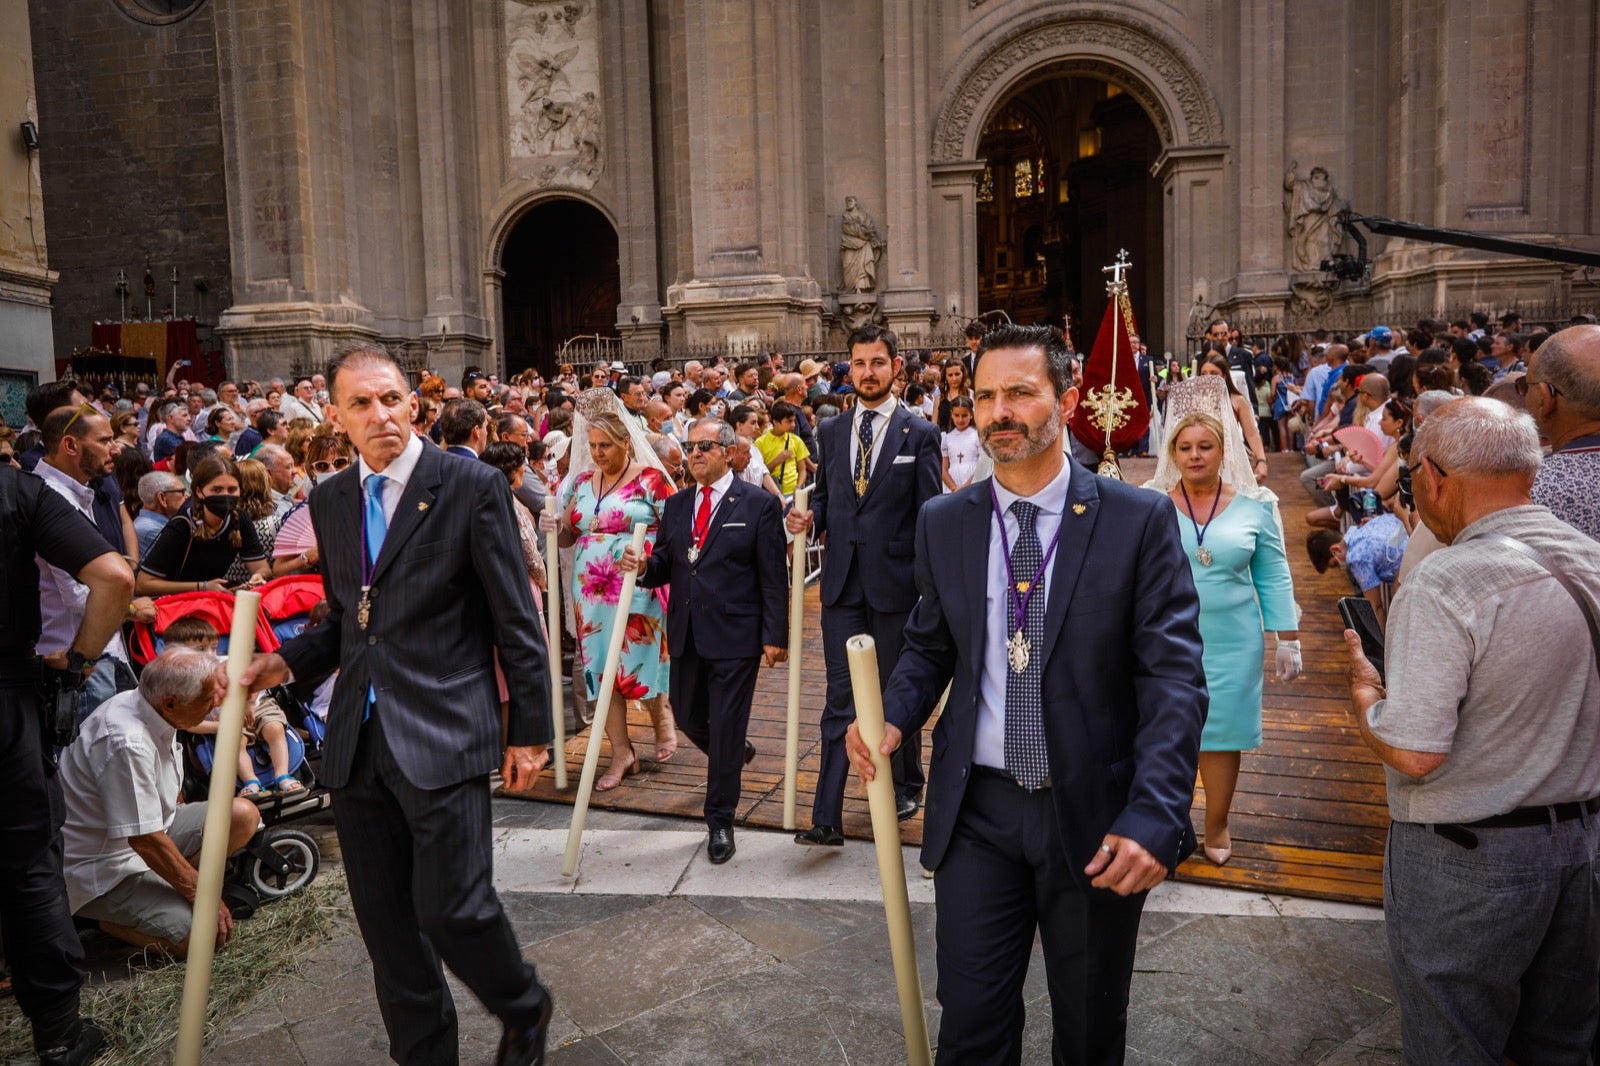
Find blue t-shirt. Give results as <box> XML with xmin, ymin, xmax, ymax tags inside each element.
<box><xmin>1345</xmin><ymin>513</ymin><xmax>1408</xmax><ymax>592</ymax></box>
<box><xmin>153</xmin><ymin>428</ymin><xmax>185</xmax><ymax>462</ymax></box>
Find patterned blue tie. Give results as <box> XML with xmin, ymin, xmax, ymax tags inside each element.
<box><xmin>364</xmin><ymin>474</ymin><xmax>387</xmax><ymax>719</ymax></box>
<box><xmin>856</xmin><ymin>409</ymin><xmax>875</xmax><ymax>493</ymax></box>
<box><xmin>1004</xmin><ymin>500</ymin><xmax>1050</xmax><ymax>790</ymax></box>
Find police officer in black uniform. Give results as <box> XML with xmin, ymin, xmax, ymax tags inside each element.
<box><xmin>0</xmin><ymin>458</ymin><xmax>134</xmax><ymax>1065</ymax></box>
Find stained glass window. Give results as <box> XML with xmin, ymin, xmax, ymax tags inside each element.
<box><xmin>977</xmin><ymin>166</ymin><xmax>994</xmax><ymax>203</ymax></box>
<box><xmin>1036</xmin><ymin>158</ymin><xmax>1046</xmax><ymax>196</ymax></box>
<box><xmin>1014</xmin><ymin>159</ymin><xmax>1034</xmax><ymax>198</ymax></box>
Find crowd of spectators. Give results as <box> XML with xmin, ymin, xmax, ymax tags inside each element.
<box><xmin>6</xmin><ymin>308</ymin><xmax>1599</xmax><ymax>1063</ymax></box>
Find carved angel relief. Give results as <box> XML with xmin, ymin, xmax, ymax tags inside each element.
<box><xmin>507</xmin><ymin>1</ymin><xmax>602</xmax><ymax>187</ymax></box>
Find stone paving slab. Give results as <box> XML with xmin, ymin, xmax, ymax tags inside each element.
<box><xmin>206</xmin><ymin>887</ymin><xmax>1400</xmax><ymax>1065</ymax></box>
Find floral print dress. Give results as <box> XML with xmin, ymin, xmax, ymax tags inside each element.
<box><xmin>565</xmin><ymin>467</ymin><xmax>673</xmax><ymax>701</ymax></box>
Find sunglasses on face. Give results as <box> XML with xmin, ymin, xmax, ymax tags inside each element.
<box><xmin>1512</xmin><ymin>377</ymin><xmax>1561</xmax><ymax>399</ymax></box>
<box><xmin>311</xmin><ymin>457</ymin><xmax>351</xmax><ymax>473</ymax></box>
<box><xmin>683</xmin><ymin>440</ymin><xmax>723</xmax><ymax>454</ymax></box>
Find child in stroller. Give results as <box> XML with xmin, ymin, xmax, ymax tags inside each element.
<box><xmin>163</xmin><ymin>615</ymin><xmax>305</xmax><ymax>796</ymax></box>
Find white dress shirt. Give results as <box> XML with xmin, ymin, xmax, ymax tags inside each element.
<box><xmin>849</xmin><ymin>395</ymin><xmax>899</xmax><ymax>476</ymax></box>
<box><xmin>357</xmin><ymin>432</ymin><xmax>424</xmax><ymax>526</ymax></box>
<box><xmin>34</xmin><ymin>460</ymin><xmax>127</xmax><ymax>662</ymax></box>
<box><xmin>973</xmin><ymin>458</ymin><xmax>1072</xmax><ymax>771</ymax></box>
<box><xmin>687</xmin><ymin>470</ymin><xmax>736</xmax><ymax>538</ymax></box>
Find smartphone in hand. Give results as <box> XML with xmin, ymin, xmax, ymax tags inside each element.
<box><xmin>1338</xmin><ymin>596</ymin><xmax>1385</xmax><ymax>683</ymax></box>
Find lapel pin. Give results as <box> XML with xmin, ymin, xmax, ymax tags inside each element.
<box><xmin>1072</xmin><ymin>503</ymin><xmax>1087</xmax><ymax>515</ymax></box>
<box><xmin>418</xmin><ymin>501</ymin><xmax>430</xmax><ymax>512</ymax></box>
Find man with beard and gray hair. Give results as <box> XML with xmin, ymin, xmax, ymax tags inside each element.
<box><xmin>845</xmin><ymin>322</ymin><xmax>1206</xmax><ymax>1061</ymax></box>
<box><xmin>1346</xmin><ymin>397</ymin><xmax>1600</xmax><ymax>1063</ymax></box>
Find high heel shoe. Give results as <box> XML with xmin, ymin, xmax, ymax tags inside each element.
<box><xmin>596</xmin><ymin>747</ymin><xmax>640</xmax><ymax>792</ymax></box>
<box><xmin>1203</xmin><ymin>830</ymin><xmax>1232</xmax><ymax>866</ymax></box>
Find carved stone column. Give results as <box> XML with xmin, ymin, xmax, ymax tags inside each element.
<box><xmin>928</xmin><ymin>161</ymin><xmax>985</xmax><ymax>330</ymax></box>
<box><xmin>1153</xmin><ymin>146</ymin><xmax>1228</xmax><ymax>353</ymax></box>
<box><xmin>876</xmin><ymin>0</ymin><xmax>937</xmax><ymax>340</ymax></box>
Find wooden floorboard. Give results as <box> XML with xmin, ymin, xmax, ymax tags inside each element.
<box><xmin>506</xmin><ymin>455</ymin><xmax>1388</xmax><ymax>905</ymax></box>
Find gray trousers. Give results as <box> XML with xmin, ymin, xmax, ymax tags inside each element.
<box><xmin>1384</xmin><ymin>817</ymin><xmax>1600</xmax><ymax>1065</ymax></box>
<box><xmin>1300</xmin><ymin>458</ymin><xmax>1337</xmax><ymax>508</ymax></box>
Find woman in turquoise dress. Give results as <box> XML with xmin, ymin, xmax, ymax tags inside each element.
<box><xmin>1160</xmin><ymin>408</ymin><xmax>1301</xmax><ymax>865</ymax></box>
<box><xmin>542</xmin><ymin>407</ymin><xmax>675</xmax><ymax>790</ymax></box>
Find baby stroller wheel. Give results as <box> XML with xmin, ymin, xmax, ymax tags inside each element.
<box><xmin>222</xmin><ymin>882</ymin><xmax>261</xmax><ymax>921</ymax></box>
<box><xmin>247</xmin><ymin>828</ymin><xmax>320</xmax><ymax>899</ymax></box>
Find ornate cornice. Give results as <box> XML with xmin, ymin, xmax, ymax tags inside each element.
<box><xmin>933</xmin><ymin>7</ymin><xmax>1223</xmax><ymax>162</ymax></box>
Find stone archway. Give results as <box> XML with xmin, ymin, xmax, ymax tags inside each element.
<box><xmin>493</xmin><ymin>196</ymin><xmax>621</xmax><ymax>377</ymax></box>
<box><xmin>930</xmin><ymin>7</ymin><xmax>1226</xmax><ymax>350</ymax></box>
<box><xmin>933</xmin><ymin>8</ymin><xmax>1222</xmax><ymax>162</ymax></box>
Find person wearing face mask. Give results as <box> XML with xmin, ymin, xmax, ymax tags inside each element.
<box><xmin>135</xmin><ymin>455</ymin><xmax>269</xmax><ymax>595</ymax></box>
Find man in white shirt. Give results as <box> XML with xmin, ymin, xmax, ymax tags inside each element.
<box><xmin>256</xmin><ymin>444</ymin><xmax>301</xmax><ymax>520</ymax></box>
<box><xmin>277</xmin><ymin>378</ymin><xmax>323</xmax><ymax>425</ymax></box>
<box><xmin>34</xmin><ymin>407</ymin><xmax>153</xmax><ymax>716</ymax></box>
<box><xmin>60</xmin><ymin>647</ymin><xmax>260</xmax><ymax>957</ymax></box>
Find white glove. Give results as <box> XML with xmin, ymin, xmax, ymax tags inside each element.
<box><xmin>1275</xmin><ymin>639</ymin><xmax>1303</xmax><ymax>682</ymax></box>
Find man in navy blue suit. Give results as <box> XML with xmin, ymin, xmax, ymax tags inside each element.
<box><xmin>622</xmin><ymin>418</ymin><xmax>788</xmax><ymax>863</ymax></box>
<box><xmin>439</xmin><ymin>397</ymin><xmax>488</xmax><ymax>459</ymax></box>
<box><xmin>786</xmin><ymin>324</ymin><xmax>943</xmax><ymax>844</ymax></box>
<box><xmin>848</xmin><ymin>324</ymin><xmax>1207</xmax><ymax>1064</ymax></box>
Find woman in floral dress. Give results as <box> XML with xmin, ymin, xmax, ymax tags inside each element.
<box><xmin>542</xmin><ymin>409</ymin><xmax>674</xmax><ymax>789</ymax></box>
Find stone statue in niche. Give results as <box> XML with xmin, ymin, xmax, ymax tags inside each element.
<box><xmin>839</xmin><ymin>196</ymin><xmax>885</xmax><ymax>294</ymax></box>
<box><xmin>1283</xmin><ymin>161</ymin><xmax>1344</xmax><ymax>274</ymax></box>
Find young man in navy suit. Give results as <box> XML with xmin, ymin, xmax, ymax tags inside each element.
<box><xmin>623</xmin><ymin>418</ymin><xmax>788</xmax><ymax>863</ymax></box>
<box><xmin>848</xmin><ymin>324</ymin><xmax>1207</xmax><ymax>1064</ymax></box>
<box><xmin>786</xmin><ymin>325</ymin><xmax>944</xmax><ymax>845</ymax></box>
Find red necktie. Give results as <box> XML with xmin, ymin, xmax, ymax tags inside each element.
<box><xmin>693</xmin><ymin>486</ymin><xmax>713</xmax><ymax>544</ymax></box>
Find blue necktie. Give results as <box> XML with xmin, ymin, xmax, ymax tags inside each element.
<box><xmin>364</xmin><ymin>474</ymin><xmax>387</xmax><ymax>719</ymax></box>
<box><xmin>855</xmin><ymin>409</ymin><xmax>875</xmax><ymax>493</ymax></box>
<box><xmin>1004</xmin><ymin>500</ymin><xmax>1049</xmax><ymax>790</ymax></box>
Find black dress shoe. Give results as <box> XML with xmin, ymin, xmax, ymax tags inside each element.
<box><xmin>744</xmin><ymin>741</ymin><xmax>757</xmax><ymax>765</ymax></box>
<box><xmin>708</xmin><ymin>826</ymin><xmax>736</xmax><ymax>864</ymax></box>
<box><xmin>794</xmin><ymin>824</ymin><xmax>844</xmax><ymax>846</ymax></box>
<box><xmin>38</xmin><ymin>1019</ymin><xmax>106</xmax><ymax>1066</ymax></box>
<box><xmin>895</xmin><ymin>794</ymin><xmax>921</xmax><ymax>821</ymax></box>
<box><xmin>497</xmin><ymin>995</ymin><xmax>554</xmax><ymax>1066</ymax></box>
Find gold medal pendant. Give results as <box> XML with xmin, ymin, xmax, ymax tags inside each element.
<box><xmin>1007</xmin><ymin>629</ymin><xmax>1031</xmax><ymax>673</ymax></box>
<box><xmin>357</xmin><ymin>586</ymin><xmax>372</xmax><ymax>630</ymax></box>
<box><xmin>1196</xmin><ymin>546</ymin><xmax>1213</xmax><ymax>566</ymax></box>
<box><xmin>854</xmin><ymin>475</ymin><xmax>868</xmax><ymax>497</ymax></box>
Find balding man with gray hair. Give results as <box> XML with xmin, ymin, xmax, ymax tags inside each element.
<box><xmin>60</xmin><ymin>646</ymin><xmax>262</xmax><ymax>958</ymax></box>
<box><xmin>134</xmin><ymin>472</ymin><xmax>186</xmax><ymax>558</ymax></box>
<box><xmin>1346</xmin><ymin>397</ymin><xmax>1600</xmax><ymax>1063</ymax></box>
<box><xmin>1526</xmin><ymin>323</ymin><xmax>1600</xmax><ymax>540</ymax></box>
<box><xmin>254</xmin><ymin>444</ymin><xmax>300</xmax><ymax>519</ymax></box>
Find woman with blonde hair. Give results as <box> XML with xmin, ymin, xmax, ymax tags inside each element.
<box><xmin>539</xmin><ymin>390</ymin><xmax>676</xmax><ymax>788</ymax></box>
<box><xmin>1145</xmin><ymin>377</ymin><xmax>1301</xmax><ymax>865</ymax></box>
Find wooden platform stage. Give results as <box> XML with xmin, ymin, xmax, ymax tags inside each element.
<box><xmin>508</xmin><ymin>455</ymin><xmax>1388</xmax><ymax>905</ymax></box>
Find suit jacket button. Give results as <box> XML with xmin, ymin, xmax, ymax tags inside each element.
<box><xmin>690</xmin><ymin>569</ymin><xmax>697</xmax><ymax>576</ymax></box>
<box><xmin>367</xmin><ymin>635</ymin><xmax>377</xmax><ymax>646</ymax></box>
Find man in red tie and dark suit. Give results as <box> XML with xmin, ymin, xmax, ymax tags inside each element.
<box><xmin>623</xmin><ymin>418</ymin><xmax>789</xmax><ymax>863</ymax></box>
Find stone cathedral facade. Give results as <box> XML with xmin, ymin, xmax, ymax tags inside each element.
<box><xmin>10</xmin><ymin>0</ymin><xmax>1599</xmax><ymax>385</ymax></box>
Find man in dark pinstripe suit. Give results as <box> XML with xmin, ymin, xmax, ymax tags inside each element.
<box><xmin>240</xmin><ymin>344</ymin><xmax>555</xmax><ymax>1066</ymax></box>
